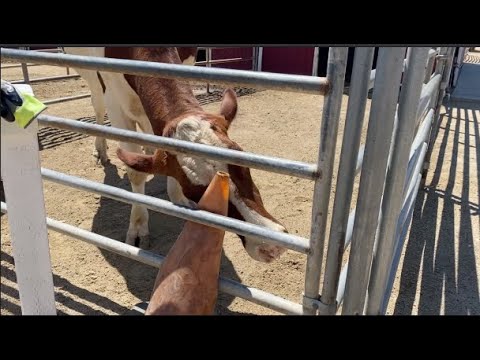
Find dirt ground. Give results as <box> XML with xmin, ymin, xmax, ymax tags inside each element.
<box><xmin>1</xmin><ymin>60</ymin><xmax>478</xmax><ymax>315</ymax></box>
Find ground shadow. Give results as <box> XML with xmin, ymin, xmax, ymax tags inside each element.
<box><xmin>1</xmin><ymin>250</ymin><xmax>128</xmax><ymax>315</ymax></box>
<box><xmin>90</xmin><ymin>160</ymin><xmax>246</xmax><ymax>315</ymax></box>
<box><xmin>393</xmin><ymin>101</ymin><xmax>479</xmax><ymax>315</ymax></box>
<box><xmin>0</xmin><ymin>181</ymin><xmax>4</xmax><ymax>218</ymax></box>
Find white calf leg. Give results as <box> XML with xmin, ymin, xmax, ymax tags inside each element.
<box><xmin>91</xmin><ymin>92</ymin><xmax>108</xmax><ymax>164</ymax></box>
<box><xmin>122</xmin><ymin>141</ymin><xmax>150</xmax><ymax>249</ymax></box>
<box><xmin>167</xmin><ymin>177</ymin><xmax>198</xmax><ymax>209</ymax></box>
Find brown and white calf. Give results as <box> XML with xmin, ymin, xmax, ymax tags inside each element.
<box><xmin>63</xmin><ymin>47</ymin><xmax>287</xmax><ymax>263</ymax></box>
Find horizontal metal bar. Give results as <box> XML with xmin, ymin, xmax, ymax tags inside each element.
<box><xmin>196</xmin><ymin>59</ymin><xmax>254</xmax><ymax>67</ymax></box>
<box><xmin>42</xmin><ymin>93</ymin><xmax>91</xmax><ymax>105</ymax></box>
<box><xmin>32</xmin><ymin>48</ymin><xmax>63</xmax><ymax>53</ymax></box>
<box><xmin>337</xmin><ymin>165</ymin><xmax>425</xmax><ymax>307</ymax></box>
<box><xmin>1</xmin><ymin>48</ymin><xmax>329</xmax><ymax>95</ymax></box>
<box><xmin>379</xmin><ymin>173</ymin><xmax>422</xmax><ymax>313</ymax></box>
<box><xmin>198</xmin><ymin>47</ymin><xmax>240</xmax><ymax>50</ymax></box>
<box><xmin>195</xmin><ymin>58</ymin><xmax>243</xmax><ymax>66</ymax></box>
<box><xmin>410</xmin><ymin>109</ymin><xmax>434</xmax><ymax>159</ymax></box>
<box><xmin>221</xmin><ymin>278</ymin><xmax>303</xmax><ymax>315</ymax></box>
<box><xmin>0</xmin><ymin>201</ymin><xmax>303</xmax><ymax>315</ymax></box>
<box><xmin>40</xmin><ymin>168</ymin><xmax>310</xmax><ymax>254</ymax></box>
<box><xmin>1</xmin><ymin>63</ymin><xmax>43</xmax><ymax>69</ymax></box>
<box><xmin>416</xmin><ymin>74</ymin><xmax>441</xmax><ymax>123</ymax></box>
<box><xmin>37</xmin><ymin>114</ymin><xmax>318</xmax><ymax>180</ymax></box>
<box><xmin>398</xmin><ymin>176</ymin><xmax>423</xmax><ymax>257</ymax></box>
<box><xmin>199</xmin><ymin>47</ymin><xmax>254</xmax><ymax>51</ymax></box>
<box><xmin>404</xmin><ymin>143</ymin><xmax>427</xmax><ymax>207</ymax></box>
<box><xmin>10</xmin><ymin>74</ymin><xmax>80</xmax><ymax>84</ymax></box>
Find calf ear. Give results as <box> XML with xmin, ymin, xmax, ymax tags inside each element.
<box><xmin>219</xmin><ymin>88</ymin><xmax>238</xmax><ymax>127</ymax></box>
<box><xmin>117</xmin><ymin>148</ymin><xmax>170</xmax><ymax>175</ymax></box>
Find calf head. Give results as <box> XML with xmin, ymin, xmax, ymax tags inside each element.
<box><xmin>117</xmin><ymin>89</ymin><xmax>288</xmax><ymax>263</ymax></box>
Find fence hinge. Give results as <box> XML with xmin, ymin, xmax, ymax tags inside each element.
<box><xmin>302</xmin><ymin>293</ymin><xmax>335</xmax><ymax>315</ymax></box>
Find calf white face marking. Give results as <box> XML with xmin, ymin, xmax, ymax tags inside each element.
<box><xmin>182</xmin><ymin>56</ymin><xmax>196</xmax><ymax>66</ymax></box>
<box><xmin>173</xmin><ymin>116</ymin><xmax>229</xmax><ymax>186</ymax></box>
<box><xmin>228</xmin><ymin>186</ymin><xmax>287</xmax><ymax>263</ymax></box>
<box><xmin>171</xmin><ymin>115</ymin><xmax>287</xmax><ymax>263</ymax></box>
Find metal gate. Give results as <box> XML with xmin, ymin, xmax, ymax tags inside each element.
<box><xmin>0</xmin><ymin>46</ymin><xmax>454</xmax><ymax>315</ymax></box>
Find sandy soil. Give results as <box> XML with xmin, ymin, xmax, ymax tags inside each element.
<box><xmin>1</xmin><ymin>61</ymin><xmax>478</xmax><ymax>315</ymax></box>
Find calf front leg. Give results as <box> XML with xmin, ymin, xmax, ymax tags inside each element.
<box><xmin>92</xmin><ymin>95</ymin><xmax>108</xmax><ymax>165</ymax></box>
<box><xmin>121</xmin><ymin>141</ymin><xmax>150</xmax><ymax>249</ymax></box>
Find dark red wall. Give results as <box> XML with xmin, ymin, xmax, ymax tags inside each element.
<box><xmin>261</xmin><ymin>47</ymin><xmax>315</xmax><ymax>75</ymax></box>
<box><xmin>199</xmin><ymin>47</ymin><xmax>316</xmax><ymax>75</ymax></box>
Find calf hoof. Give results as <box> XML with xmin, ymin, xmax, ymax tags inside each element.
<box><xmin>93</xmin><ymin>149</ymin><xmax>109</xmax><ymax>166</ymax></box>
<box><xmin>94</xmin><ymin>138</ymin><xmax>109</xmax><ymax>165</ymax></box>
<box><xmin>138</xmin><ymin>235</ymin><xmax>151</xmax><ymax>249</ymax></box>
<box><xmin>126</xmin><ymin>227</ymin><xmax>150</xmax><ymax>248</ymax></box>
<box><xmin>125</xmin><ymin>235</ymin><xmax>150</xmax><ymax>249</ymax></box>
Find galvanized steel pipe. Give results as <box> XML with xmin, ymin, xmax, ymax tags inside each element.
<box><xmin>1</xmin><ymin>48</ymin><xmax>329</xmax><ymax>95</ymax></box>
<box><xmin>37</xmin><ymin>114</ymin><xmax>318</xmax><ymax>180</ymax></box>
<box><xmin>304</xmin><ymin>47</ymin><xmax>348</xmax><ymax>314</ymax></box>
<box><xmin>0</xmin><ymin>202</ymin><xmax>303</xmax><ymax>315</ymax></box>
<box><xmin>321</xmin><ymin>48</ymin><xmax>375</xmax><ymax>313</ymax></box>
<box><xmin>366</xmin><ymin>48</ymin><xmax>430</xmax><ymax>315</ymax></box>
<box><xmin>342</xmin><ymin>47</ymin><xmax>406</xmax><ymax>315</ymax></box>
<box><xmin>40</xmin><ymin>168</ymin><xmax>310</xmax><ymax>254</ymax></box>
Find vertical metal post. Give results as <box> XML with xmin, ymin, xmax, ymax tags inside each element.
<box><xmin>321</xmin><ymin>47</ymin><xmax>375</xmax><ymax>313</ymax></box>
<box><xmin>252</xmin><ymin>47</ymin><xmax>258</xmax><ymax>71</ymax></box>
<box><xmin>257</xmin><ymin>47</ymin><xmax>264</xmax><ymax>72</ymax></box>
<box><xmin>452</xmin><ymin>47</ymin><xmax>466</xmax><ymax>88</ymax></box>
<box><xmin>20</xmin><ymin>47</ymin><xmax>30</xmax><ymax>84</ymax></box>
<box><xmin>65</xmin><ymin>47</ymin><xmax>71</xmax><ymax>75</ymax></box>
<box><xmin>206</xmin><ymin>47</ymin><xmax>212</xmax><ymax>93</ymax></box>
<box><xmin>424</xmin><ymin>47</ymin><xmax>437</xmax><ymax>83</ymax></box>
<box><xmin>1</xmin><ymin>88</ymin><xmax>56</xmax><ymax>315</ymax></box>
<box><xmin>312</xmin><ymin>47</ymin><xmax>320</xmax><ymax>76</ymax></box>
<box><xmin>303</xmin><ymin>47</ymin><xmax>348</xmax><ymax>314</ymax></box>
<box><xmin>342</xmin><ymin>47</ymin><xmax>406</xmax><ymax>315</ymax></box>
<box><xmin>442</xmin><ymin>47</ymin><xmax>456</xmax><ymax>96</ymax></box>
<box><xmin>21</xmin><ymin>63</ymin><xmax>30</xmax><ymax>84</ymax></box>
<box><xmin>366</xmin><ymin>47</ymin><xmax>430</xmax><ymax>315</ymax></box>
<box><xmin>59</xmin><ymin>46</ymin><xmax>71</xmax><ymax>74</ymax></box>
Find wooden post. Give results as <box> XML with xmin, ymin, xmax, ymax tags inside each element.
<box><xmin>0</xmin><ymin>85</ymin><xmax>56</xmax><ymax>315</ymax></box>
